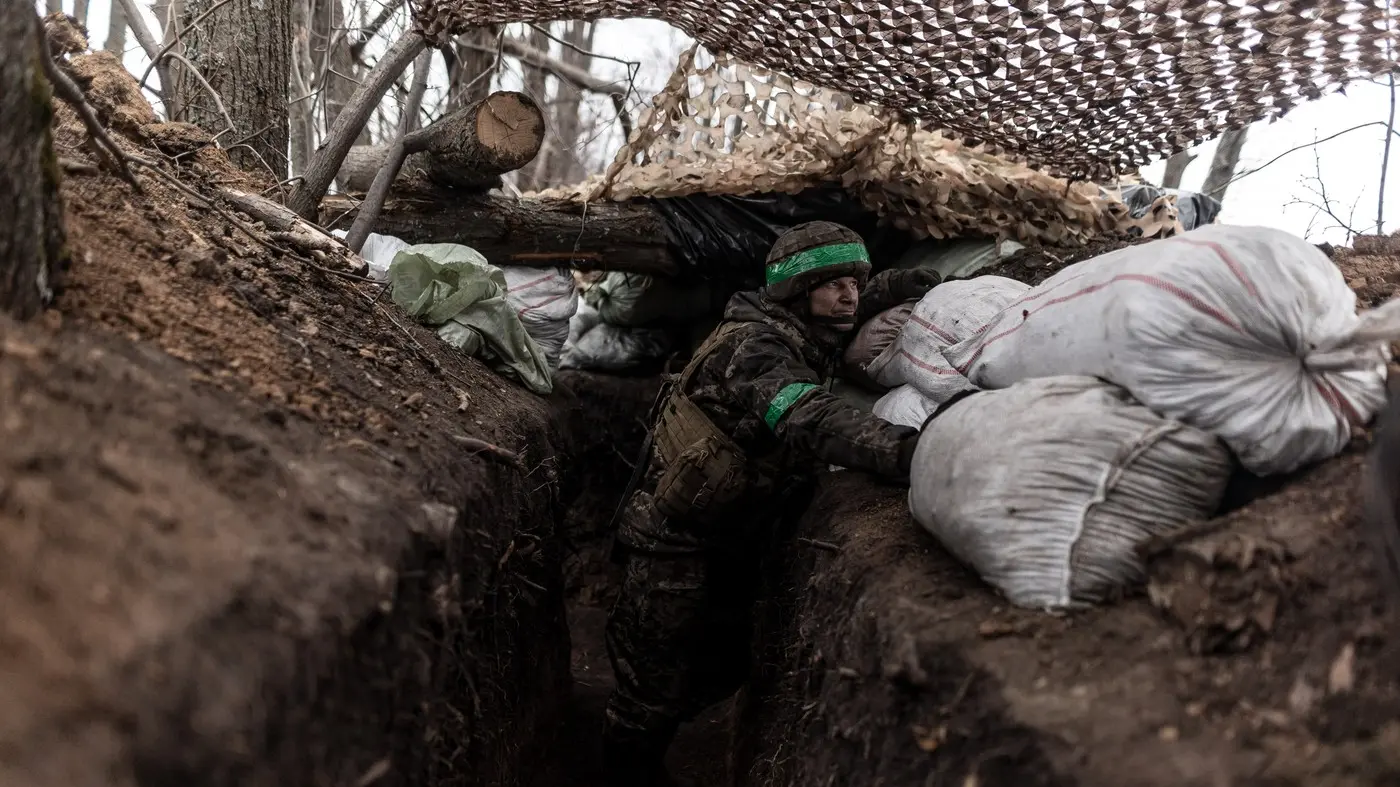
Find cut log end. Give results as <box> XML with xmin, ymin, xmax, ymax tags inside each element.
<box><xmin>476</xmin><ymin>91</ymin><xmax>545</xmax><ymax>163</ymax></box>
<box><xmin>334</xmin><ymin>90</ymin><xmax>546</xmax><ymax>195</ymax></box>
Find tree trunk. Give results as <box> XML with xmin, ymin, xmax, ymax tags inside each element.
<box><xmin>288</xmin><ymin>0</ymin><xmax>315</xmax><ymax>176</ymax></box>
<box><xmin>448</xmin><ymin>26</ymin><xmax>498</xmax><ymax>111</ymax></box>
<box><xmin>1201</xmin><ymin>128</ymin><xmax>1249</xmax><ymax>203</ymax></box>
<box><xmin>287</xmin><ymin>29</ymin><xmax>425</xmax><ymax>219</ymax></box>
<box><xmin>514</xmin><ymin>26</ymin><xmax>552</xmax><ymax>193</ymax></box>
<box><xmin>312</xmin><ymin>0</ymin><xmax>355</xmax><ymax>127</ymax></box>
<box><xmin>73</xmin><ymin>0</ymin><xmax>90</xmax><ymax>27</ymax></box>
<box><xmin>179</xmin><ymin>0</ymin><xmax>292</xmax><ymax>176</ymax></box>
<box><xmin>335</xmin><ymin>90</ymin><xmax>545</xmax><ymax>192</ymax></box>
<box><xmin>1161</xmin><ymin>149</ymin><xmax>1196</xmax><ymax>189</ymax></box>
<box><xmin>0</xmin><ymin>5</ymin><xmax>67</xmax><ymax>320</ymax></box>
<box><xmin>547</xmin><ymin>20</ymin><xmax>592</xmax><ymax>185</ymax></box>
<box><xmin>103</xmin><ymin>0</ymin><xmax>127</xmax><ymax>53</ymax></box>
<box><xmin>319</xmin><ymin>193</ymin><xmax>676</xmax><ymax>275</ymax></box>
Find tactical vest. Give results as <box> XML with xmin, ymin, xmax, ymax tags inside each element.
<box><xmin>650</xmin><ymin>322</ymin><xmax>786</xmax><ymax>520</ymax></box>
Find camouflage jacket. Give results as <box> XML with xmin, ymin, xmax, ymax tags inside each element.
<box><xmin>616</xmin><ymin>283</ymin><xmax>920</xmax><ymax>554</ymax></box>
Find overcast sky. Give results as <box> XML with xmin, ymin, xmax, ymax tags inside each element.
<box><xmin>68</xmin><ymin>1</ymin><xmax>1399</xmax><ymax>245</ymax></box>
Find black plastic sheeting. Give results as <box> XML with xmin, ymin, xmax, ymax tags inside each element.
<box><xmin>1119</xmin><ymin>185</ymin><xmax>1222</xmax><ymax>233</ymax></box>
<box><xmin>645</xmin><ymin>186</ymin><xmax>913</xmax><ymax>286</ymax></box>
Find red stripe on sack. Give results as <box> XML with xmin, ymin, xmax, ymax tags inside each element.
<box><xmin>954</xmin><ymin>273</ymin><xmax>1243</xmax><ymax>374</ymax></box>
<box><xmin>897</xmin><ymin>349</ymin><xmax>964</xmax><ymax>375</ymax></box>
<box><xmin>908</xmin><ymin>312</ymin><xmax>958</xmax><ymax>344</ymax></box>
<box><xmin>1313</xmin><ymin>377</ymin><xmax>1365</xmax><ymax>428</ymax></box>
<box><xmin>1169</xmin><ymin>237</ymin><xmax>1263</xmax><ymax>302</ymax></box>
<box><xmin>517</xmin><ymin>291</ymin><xmax>571</xmax><ymax>315</ymax></box>
<box><xmin>511</xmin><ymin>273</ymin><xmax>557</xmax><ymax>294</ymax></box>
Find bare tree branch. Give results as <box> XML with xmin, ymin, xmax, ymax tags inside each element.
<box><xmin>287</xmin><ymin>28</ymin><xmax>427</xmax><ymax>219</ymax></box>
<box><xmin>348</xmin><ymin>0</ymin><xmax>399</xmax><ymax>61</ymax></box>
<box><xmin>1380</xmin><ymin>72</ymin><xmax>1396</xmax><ymax>235</ymax></box>
<box><xmin>136</xmin><ymin>0</ymin><xmax>237</xmax><ymax>90</ymax></box>
<box><xmin>163</xmin><ymin>51</ymin><xmax>236</xmax><ymax>135</ymax></box>
<box><xmin>114</xmin><ymin>0</ymin><xmax>175</xmax><ymax>111</ymax></box>
<box><xmin>500</xmin><ymin>33</ymin><xmax>632</xmax><ymax>142</ymax></box>
<box><xmin>1204</xmin><ymin>121</ymin><xmax>1392</xmax><ymax>198</ymax></box>
<box><xmin>38</xmin><ymin>20</ymin><xmax>142</xmax><ymax>192</ymax></box>
<box><xmin>344</xmin><ymin>48</ymin><xmax>432</xmax><ymax>252</ymax></box>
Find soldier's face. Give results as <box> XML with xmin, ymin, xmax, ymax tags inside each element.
<box><xmin>808</xmin><ymin>276</ymin><xmax>860</xmax><ymax>331</ymax></box>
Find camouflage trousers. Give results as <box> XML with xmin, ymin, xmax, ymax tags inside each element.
<box><xmin>603</xmin><ymin>546</ymin><xmax>762</xmax><ymax>753</ymax></box>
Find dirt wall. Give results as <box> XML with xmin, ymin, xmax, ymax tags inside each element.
<box><xmin>3</xmin><ymin>65</ymin><xmax>581</xmax><ymax>787</ymax></box>
<box><xmin>734</xmin><ymin>465</ymin><xmax>1400</xmax><ymax>787</ymax></box>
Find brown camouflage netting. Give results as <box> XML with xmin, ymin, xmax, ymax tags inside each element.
<box><xmin>412</xmin><ymin>0</ymin><xmax>1398</xmax><ymax>177</ymax></box>
<box><xmin>534</xmin><ymin>45</ymin><xmax>1185</xmax><ymax>246</ymax></box>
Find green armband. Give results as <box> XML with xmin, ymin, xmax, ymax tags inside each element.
<box><xmin>764</xmin><ymin>382</ymin><xmax>819</xmax><ymax>430</ymax></box>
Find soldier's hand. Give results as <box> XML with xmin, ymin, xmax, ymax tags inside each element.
<box><xmin>873</xmin><ymin>268</ymin><xmax>943</xmax><ymax>302</ymax></box>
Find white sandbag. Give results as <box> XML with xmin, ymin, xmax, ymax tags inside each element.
<box><xmin>504</xmin><ymin>267</ymin><xmax>578</xmax><ymax>371</ymax></box>
<box><xmin>909</xmin><ymin>376</ymin><xmax>1234</xmax><ymax>609</ymax></box>
<box><xmin>560</xmin><ymin>322</ymin><xmax>672</xmax><ymax>371</ymax></box>
<box><xmin>892</xmin><ymin>237</ymin><xmax>1026</xmax><ymax>280</ymax></box>
<box><xmin>942</xmin><ymin>225</ymin><xmax>1400</xmax><ymax>475</ymax></box>
<box><xmin>330</xmin><ymin>229</ymin><xmax>410</xmax><ymax>280</ymax></box>
<box><xmin>868</xmin><ymin>276</ymin><xmax>1029</xmax><ymax>405</ymax></box>
<box><xmin>843</xmin><ymin>302</ymin><xmax>914</xmax><ymax>388</ymax></box>
<box><xmin>872</xmin><ymin>385</ymin><xmax>939</xmax><ymax>429</ymax></box>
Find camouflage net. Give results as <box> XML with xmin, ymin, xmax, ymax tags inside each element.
<box><xmin>535</xmin><ymin>45</ymin><xmax>1185</xmax><ymax>246</ymax></box>
<box><xmin>413</xmin><ymin>0</ymin><xmax>1398</xmax><ymax>178</ymax></box>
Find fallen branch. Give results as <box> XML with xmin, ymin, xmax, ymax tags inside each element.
<box><xmin>319</xmin><ymin>192</ymin><xmax>677</xmax><ymax>275</ymax></box>
<box><xmin>287</xmin><ymin>29</ymin><xmax>427</xmax><ymax>220</ymax></box>
<box><xmin>344</xmin><ymin>48</ymin><xmax>433</xmax><ymax>253</ymax></box>
<box><xmin>38</xmin><ymin>24</ymin><xmax>141</xmax><ymax>192</ymax></box>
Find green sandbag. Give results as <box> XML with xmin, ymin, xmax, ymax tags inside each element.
<box><xmin>387</xmin><ymin>243</ymin><xmax>553</xmax><ymax>395</ymax></box>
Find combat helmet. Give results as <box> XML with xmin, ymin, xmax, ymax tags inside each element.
<box><xmin>763</xmin><ymin>221</ymin><xmax>871</xmax><ymax>303</ymax></box>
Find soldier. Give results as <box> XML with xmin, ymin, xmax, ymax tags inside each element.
<box><xmin>602</xmin><ymin>221</ymin><xmax>942</xmax><ymax>786</ymax></box>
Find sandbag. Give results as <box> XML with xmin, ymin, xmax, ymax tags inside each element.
<box><xmin>842</xmin><ymin>302</ymin><xmax>914</xmax><ymax>389</ymax></box>
<box><xmin>504</xmin><ymin>267</ymin><xmax>578</xmax><ymax>371</ymax></box>
<box><xmin>891</xmin><ymin>237</ymin><xmax>1026</xmax><ymax>280</ymax></box>
<box><xmin>868</xmin><ymin>276</ymin><xmax>1029</xmax><ymax>404</ymax></box>
<box><xmin>908</xmin><ymin>376</ymin><xmax>1234</xmax><ymax>609</ymax></box>
<box><xmin>387</xmin><ymin>244</ymin><xmax>553</xmax><ymax>395</ymax></box>
<box><xmin>872</xmin><ymin>384</ymin><xmax>938</xmax><ymax>429</ymax></box>
<box><xmin>942</xmin><ymin>225</ymin><xmax>1400</xmax><ymax>475</ymax></box>
<box><xmin>560</xmin><ymin>321</ymin><xmax>673</xmax><ymax>371</ymax></box>
<box><xmin>583</xmin><ymin>271</ymin><xmax>712</xmax><ymax>327</ymax></box>
<box><xmin>330</xmin><ymin>229</ymin><xmax>409</xmax><ymax>280</ymax></box>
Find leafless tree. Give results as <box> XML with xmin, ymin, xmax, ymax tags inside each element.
<box><xmin>1287</xmin><ymin>146</ymin><xmax>1365</xmax><ymax>243</ymax></box>
<box><xmin>1161</xmin><ymin>150</ymin><xmax>1195</xmax><ymax>189</ymax></box>
<box><xmin>1200</xmin><ymin>128</ymin><xmax>1249</xmax><ymax>203</ymax></box>
<box><xmin>1</xmin><ymin>6</ymin><xmax>66</xmax><ymax>320</ymax></box>
<box><xmin>177</xmin><ymin>0</ymin><xmax>293</xmax><ymax>175</ymax></box>
<box><xmin>103</xmin><ymin>0</ymin><xmax>127</xmax><ymax>52</ymax></box>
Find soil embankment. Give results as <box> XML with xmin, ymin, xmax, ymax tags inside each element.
<box><xmin>3</xmin><ymin>55</ymin><xmax>578</xmax><ymax>787</ymax></box>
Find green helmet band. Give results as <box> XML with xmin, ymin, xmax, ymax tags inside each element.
<box><xmin>765</xmin><ymin>242</ymin><xmax>870</xmax><ymax>287</ymax></box>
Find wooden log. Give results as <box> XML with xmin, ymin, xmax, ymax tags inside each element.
<box><xmin>335</xmin><ymin>90</ymin><xmax>545</xmax><ymax>194</ymax></box>
<box><xmin>320</xmin><ymin>193</ymin><xmax>678</xmax><ymax>276</ymax></box>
